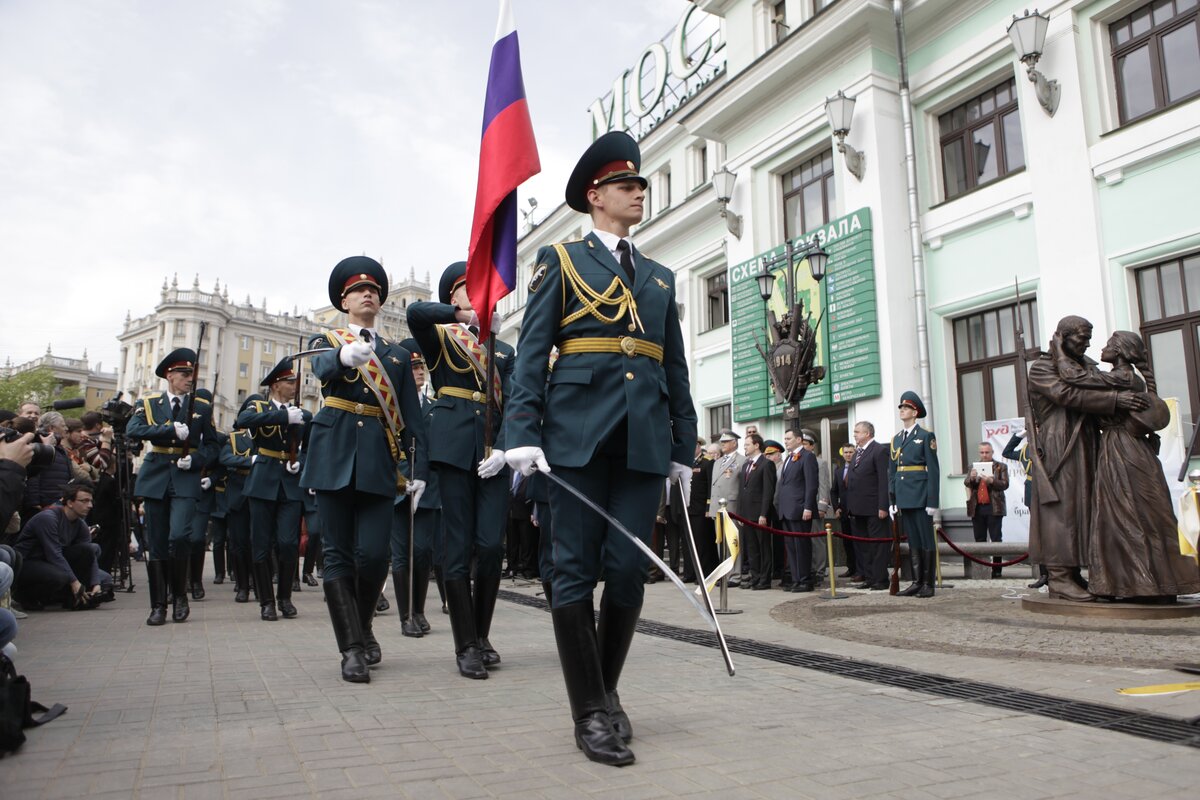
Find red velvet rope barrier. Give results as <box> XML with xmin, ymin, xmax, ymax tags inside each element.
<box><xmin>935</xmin><ymin>527</ymin><xmax>1030</xmax><ymax>567</ymax></box>
<box><xmin>725</xmin><ymin>510</ymin><xmax>904</xmax><ymax>544</ymax></box>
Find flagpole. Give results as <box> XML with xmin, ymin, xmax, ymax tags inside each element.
<box><xmin>484</xmin><ymin>328</ymin><xmax>497</xmax><ymax>459</ymax></box>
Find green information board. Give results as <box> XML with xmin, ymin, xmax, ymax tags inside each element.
<box><xmin>729</xmin><ymin>208</ymin><xmax>880</xmax><ymax>422</ymax></box>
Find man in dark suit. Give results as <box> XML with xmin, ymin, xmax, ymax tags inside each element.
<box><xmin>682</xmin><ymin>439</ymin><xmax>714</xmax><ymax>583</ymax></box>
<box><xmin>736</xmin><ymin>433</ymin><xmax>776</xmax><ymax>590</ymax></box>
<box><xmin>774</xmin><ymin>428</ymin><xmax>818</xmax><ymax>592</ymax></box>
<box><xmin>846</xmin><ymin>421</ymin><xmax>891</xmax><ymax>590</ymax></box>
<box><xmin>829</xmin><ymin>442</ymin><xmax>858</xmax><ymax>581</ymax></box>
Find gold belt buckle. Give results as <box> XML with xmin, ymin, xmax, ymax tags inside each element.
<box><xmin>354</xmin><ymin>402</ymin><xmax>365</xmax><ymax>414</ymax></box>
<box><xmin>472</xmin><ymin>391</ymin><xmax>482</xmax><ymax>402</ymax></box>
<box><xmin>619</xmin><ymin>336</ymin><xmax>637</xmax><ymax>358</ymax></box>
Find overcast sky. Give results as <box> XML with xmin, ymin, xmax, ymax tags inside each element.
<box><xmin>0</xmin><ymin>0</ymin><xmax>687</xmax><ymax>372</ymax></box>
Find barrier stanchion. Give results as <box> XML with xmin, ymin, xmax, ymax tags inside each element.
<box><xmin>715</xmin><ymin>499</ymin><xmax>742</xmax><ymax>616</ymax></box>
<box><xmin>934</xmin><ymin>523</ymin><xmax>954</xmax><ymax>588</ymax></box>
<box><xmin>819</xmin><ymin>522</ymin><xmax>846</xmax><ymax>601</ymax></box>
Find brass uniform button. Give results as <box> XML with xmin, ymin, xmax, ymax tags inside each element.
<box><xmin>625</xmin><ymin>372</ymin><xmax>634</xmax><ymax>381</ymax></box>
<box><xmin>363</xmin><ymin>387</ymin><xmax>369</xmax><ymax>394</ymax></box>
<box><xmin>472</xmin><ymin>391</ymin><xmax>482</xmax><ymax>402</ymax></box>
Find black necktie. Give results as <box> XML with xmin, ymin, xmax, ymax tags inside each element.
<box><xmin>616</xmin><ymin>239</ymin><xmax>635</xmax><ymax>285</ymax></box>
<box><xmin>853</xmin><ymin>446</ymin><xmax>863</xmax><ymax>467</ymax></box>
<box><xmin>360</xmin><ymin>329</ymin><xmax>372</xmax><ymax>345</ymax></box>
<box><xmin>172</xmin><ymin>397</ymin><xmax>182</xmax><ymax>421</ymax></box>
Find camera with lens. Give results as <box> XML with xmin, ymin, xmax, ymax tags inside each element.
<box><xmin>99</xmin><ymin>393</ymin><xmax>134</xmax><ymax>433</ymax></box>
<box><xmin>0</xmin><ymin>424</ymin><xmax>56</xmax><ymax>475</ymax></box>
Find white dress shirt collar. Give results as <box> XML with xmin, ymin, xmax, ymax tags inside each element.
<box><xmin>592</xmin><ymin>229</ymin><xmax>633</xmax><ymax>263</ymax></box>
<box><xmin>348</xmin><ymin>322</ymin><xmax>377</xmax><ymax>342</ymax></box>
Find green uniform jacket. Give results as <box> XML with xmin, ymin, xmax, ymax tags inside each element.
<box><xmin>406</xmin><ymin>302</ymin><xmax>515</xmax><ymax>471</ymax></box>
<box><xmin>219</xmin><ymin>431</ymin><xmax>255</xmax><ymax>512</ymax></box>
<box><xmin>235</xmin><ymin>398</ymin><xmax>312</xmax><ymax>503</ymax></box>
<box><xmin>888</xmin><ymin>424</ymin><xmax>940</xmax><ymax>509</ymax></box>
<box><xmin>127</xmin><ymin>390</ymin><xmax>219</xmax><ymax>500</ymax></box>
<box><xmin>504</xmin><ymin>232</ymin><xmax>697</xmax><ymax>473</ymax></box>
<box><xmin>299</xmin><ymin>332</ymin><xmax>427</xmax><ymax>496</ymax></box>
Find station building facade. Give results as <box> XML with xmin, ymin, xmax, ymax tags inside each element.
<box><xmin>501</xmin><ymin>0</ymin><xmax>1200</xmax><ymax>512</ymax></box>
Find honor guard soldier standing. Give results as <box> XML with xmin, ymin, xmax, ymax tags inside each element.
<box><xmin>889</xmin><ymin>391</ymin><xmax>941</xmax><ymax>598</ymax></box>
<box><xmin>407</xmin><ymin>262</ymin><xmax>514</xmax><ymax>678</ymax></box>
<box><xmin>504</xmin><ymin>131</ymin><xmax>698</xmax><ymax>766</ymax></box>
<box><xmin>235</xmin><ymin>358</ymin><xmax>312</xmax><ymax>621</ymax></box>
<box><xmin>126</xmin><ymin>348</ymin><xmax>219</xmax><ymax>625</ymax></box>
<box><xmin>301</xmin><ymin>257</ymin><xmax>426</xmax><ymax>683</ymax></box>
<box><xmin>220</xmin><ymin>402</ymin><xmax>258</xmax><ymax>603</ymax></box>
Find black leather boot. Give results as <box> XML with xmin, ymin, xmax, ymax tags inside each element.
<box><xmin>445</xmin><ymin>578</ymin><xmax>487</xmax><ymax>679</ymax></box>
<box><xmin>170</xmin><ymin>556</ymin><xmax>190</xmax><ymax>622</ymax></box>
<box><xmin>897</xmin><ymin>548</ymin><xmax>922</xmax><ymax>596</ymax></box>
<box><xmin>276</xmin><ymin>555</ymin><xmax>298</xmax><ymax>618</ymax></box>
<box><xmin>253</xmin><ymin>561</ymin><xmax>277</xmax><ymax>620</ymax></box>
<box><xmin>233</xmin><ymin>553</ymin><xmax>250</xmax><ymax>603</ymax></box>
<box><xmin>542</xmin><ymin>581</ymin><xmax>554</xmax><ymax>608</ymax></box>
<box><xmin>597</xmin><ymin>595</ymin><xmax>641</xmax><ymax>743</ymax></box>
<box><xmin>917</xmin><ymin>550</ymin><xmax>936</xmax><ymax>598</ymax></box>
<box><xmin>145</xmin><ymin>560</ymin><xmax>168</xmax><ymax>626</ymax></box>
<box><xmin>474</xmin><ymin>572</ymin><xmax>501</xmax><ymax>667</ymax></box>
<box><xmin>393</xmin><ymin>568</ymin><xmax>422</xmax><ymax>637</ymax></box>
<box><xmin>412</xmin><ymin>566</ymin><xmax>431</xmax><ymax>633</ymax></box>
<box><xmin>212</xmin><ymin>542</ymin><xmax>226</xmax><ymax>584</ymax></box>
<box><xmin>356</xmin><ymin>574</ymin><xmax>385</xmax><ymax>666</ymax></box>
<box><xmin>551</xmin><ymin>600</ymin><xmax>634</xmax><ymax>766</ymax></box>
<box><xmin>1028</xmin><ymin>564</ymin><xmax>1048</xmax><ymax>589</ymax></box>
<box><xmin>324</xmin><ymin>577</ymin><xmax>369</xmax><ymax>683</ymax></box>
<box><xmin>190</xmin><ymin>550</ymin><xmax>206</xmax><ymax>599</ymax></box>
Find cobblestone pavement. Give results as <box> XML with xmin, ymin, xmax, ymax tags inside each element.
<box><xmin>3</xmin><ymin>569</ymin><xmax>1200</xmax><ymax>799</ymax></box>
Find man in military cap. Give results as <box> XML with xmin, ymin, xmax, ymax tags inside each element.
<box><xmin>504</xmin><ymin>130</ymin><xmax>697</xmax><ymax>767</ymax></box>
<box><xmin>301</xmin><ymin>257</ymin><xmax>426</xmax><ymax>683</ymax></box>
<box><xmin>407</xmin><ymin>262</ymin><xmax>514</xmax><ymax>678</ymax></box>
<box><xmin>218</xmin><ymin>405</ymin><xmax>257</xmax><ymax>603</ymax></box>
<box><xmin>126</xmin><ymin>347</ymin><xmax>219</xmax><ymax>625</ymax></box>
<box><xmin>236</xmin><ymin>357</ymin><xmax>311</xmax><ymax>621</ymax></box>
<box><xmin>389</xmin><ymin>339</ymin><xmax>439</xmax><ymax>638</ymax></box>
<box><xmin>888</xmin><ymin>391</ymin><xmax>940</xmax><ymax>598</ymax></box>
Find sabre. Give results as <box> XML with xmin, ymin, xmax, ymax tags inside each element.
<box><xmin>676</xmin><ymin>477</ymin><xmax>735</xmax><ymax>676</ymax></box>
<box><xmin>290</xmin><ymin>346</ymin><xmax>337</xmax><ymax>359</ymax></box>
<box><xmin>541</xmin><ymin>470</ymin><xmax>714</xmax><ymax>628</ymax></box>
<box><xmin>407</xmin><ymin>444</ymin><xmax>416</xmax><ymax>626</ymax></box>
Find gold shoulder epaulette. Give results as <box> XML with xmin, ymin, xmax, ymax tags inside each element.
<box><xmin>145</xmin><ymin>392</ymin><xmax>163</xmax><ymax>400</ymax></box>
<box><xmin>195</xmin><ymin>396</ymin><xmax>211</xmax><ymax>405</ymax></box>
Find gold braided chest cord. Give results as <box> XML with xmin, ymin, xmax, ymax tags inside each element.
<box><xmin>554</xmin><ymin>243</ymin><xmax>644</xmax><ymax>334</ymax></box>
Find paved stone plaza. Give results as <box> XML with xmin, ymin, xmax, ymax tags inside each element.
<box><xmin>3</xmin><ymin>572</ymin><xmax>1200</xmax><ymax>799</ymax></box>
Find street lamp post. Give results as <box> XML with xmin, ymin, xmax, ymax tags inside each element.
<box><xmin>756</xmin><ymin>237</ymin><xmax>830</xmax><ymax>419</ymax></box>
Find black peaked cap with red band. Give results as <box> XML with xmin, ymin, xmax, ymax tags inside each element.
<box><xmin>565</xmin><ymin>131</ymin><xmax>647</xmax><ymax>213</ymax></box>
<box><xmin>328</xmin><ymin>255</ymin><xmax>388</xmax><ymax>309</ymax></box>
<box><xmin>155</xmin><ymin>348</ymin><xmax>197</xmax><ymax>378</ymax></box>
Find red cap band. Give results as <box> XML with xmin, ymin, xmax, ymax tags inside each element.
<box><xmin>592</xmin><ymin>160</ymin><xmax>639</xmax><ymax>186</ymax></box>
<box><xmin>167</xmin><ymin>362</ymin><xmax>194</xmax><ymax>372</ymax></box>
<box><xmin>342</xmin><ymin>273</ymin><xmax>381</xmax><ymax>295</ymax></box>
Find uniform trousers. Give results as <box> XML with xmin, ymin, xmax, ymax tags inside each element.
<box><xmin>547</xmin><ymin>450</ymin><xmax>662</xmax><ymax>609</ymax></box>
<box><xmin>782</xmin><ymin>518</ymin><xmax>814</xmax><ymax>584</ymax></box>
<box><xmin>249</xmin><ymin>494</ymin><xmax>302</xmax><ymax>564</ymax></box>
<box><xmin>850</xmin><ymin>514</ymin><xmax>890</xmax><ymax>585</ymax></box>
<box><xmin>226</xmin><ymin>505</ymin><xmax>251</xmax><ymax>561</ymax></box>
<box><xmin>316</xmin><ymin>487</ymin><xmax>393</xmax><ymax>584</ymax></box>
<box><xmin>209</xmin><ymin>515</ymin><xmax>228</xmax><ymax>565</ymax></box>
<box><xmin>899</xmin><ymin>507</ymin><xmax>936</xmax><ymax>550</ymax></box>
<box><xmin>190</xmin><ymin>508</ymin><xmax>211</xmax><ymax>553</ymax></box>
<box><xmin>390</xmin><ymin>500</ymin><xmax>435</xmax><ymax>572</ymax></box>
<box><xmin>142</xmin><ymin>487</ymin><xmax>196</xmax><ymax>561</ymax></box>
<box><xmin>303</xmin><ymin>509</ymin><xmax>323</xmax><ymax>575</ymax></box>
<box><xmin>434</xmin><ymin>465</ymin><xmax>507</xmax><ymax>582</ymax></box>
<box><xmin>534</xmin><ymin>501</ymin><xmax>554</xmax><ymax>585</ymax></box>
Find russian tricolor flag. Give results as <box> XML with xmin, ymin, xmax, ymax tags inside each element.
<box><xmin>466</xmin><ymin>0</ymin><xmax>541</xmax><ymax>341</ymax></box>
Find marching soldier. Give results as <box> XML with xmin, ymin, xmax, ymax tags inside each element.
<box><xmin>889</xmin><ymin>391</ymin><xmax>941</xmax><ymax>598</ymax></box>
<box><xmin>193</xmin><ymin>432</ymin><xmax>229</xmax><ymax>595</ymax></box>
<box><xmin>236</xmin><ymin>358</ymin><xmax>312</xmax><ymax>621</ymax></box>
<box><xmin>220</xmin><ymin>403</ymin><xmax>257</xmax><ymax>603</ymax></box>
<box><xmin>407</xmin><ymin>263</ymin><xmax>514</xmax><ymax>679</ymax></box>
<box><xmin>504</xmin><ymin>131</ymin><xmax>697</xmax><ymax>766</ymax></box>
<box><xmin>389</xmin><ymin>339</ymin><xmax>439</xmax><ymax>637</ymax></box>
<box><xmin>126</xmin><ymin>348</ymin><xmax>220</xmax><ymax>625</ymax></box>
<box><xmin>301</xmin><ymin>257</ymin><xmax>426</xmax><ymax>683</ymax></box>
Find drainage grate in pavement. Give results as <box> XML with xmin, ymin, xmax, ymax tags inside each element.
<box><xmin>499</xmin><ymin>589</ymin><xmax>1200</xmax><ymax>750</ymax></box>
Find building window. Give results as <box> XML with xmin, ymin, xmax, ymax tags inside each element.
<box><xmin>814</xmin><ymin>0</ymin><xmax>839</xmax><ymax>12</ymax></box>
<box><xmin>237</xmin><ymin>389</ymin><xmax>247</xmax><ymax>404</ymax></box>
<box><xmin>772</xmin><ymin>1</ymin><xmax>788</xmax><ymax>44</ymax></box>
<box><xmin>1111</xmin><ymin>0</ymin><xmax>1200</xmax><ymax>124</ymax></box>
<box><xmin>782</xmin><ymin>150</ymin><xmax>836</xmax><ymax>240</ymax></box>
<box><xmin>239</xmin><ymin>362</ymin><xmax>248</xmax><ymax>378</ymax></box>
<box><xmin>135</xmin><ymin>343</ymin><xmax>143</xmax><ymax>357</ymax></box>
<box><xmin>704</xmin><ymin>271</ymin><xmax>730</xmax><ymax>332</ymax></box>
<box><xmin>264</xmin><ymin>340</ymin><xmax>273</xmax><ymax>354</ymax></box>
<box><xmin>690</xmin><ymin>142</ymin><xmax>709</xmax><ymax>190</ymax></box>
<box><xmin>174</xmin><ymin>320</ymin><xmax>185</xmax><ymax>337</ymax></box>
<box><xmin>260</xmin><ymin>364</ymin><xmax>271</xmax><ymax>381</ymax></box>
<box><xmin>240</xmin><ymin>336</ymin><xmax>250</xmax><ymax>351</ymax></box>
<box><xmin>643</xmin><ymin>183</ymin><xmax>653</xmax><ymax>221</ymax></box>
<box><xmin>952</xmin><ymin>299</ymin><xmax>1038</xmax><ymax>468</ymax></box>
<box><xmin>653</xmin><ymin>167</ymin><xmax>671</xmax><ymax>214</ymax></box>
<box><xmin>939</xmin><ymin>78</ymin><xmax>1024</xmax><ymax>200</ymax></box>
<box><xmin>1135</xmin><ymin>252</ymin><xmax>1200</xmax><ymax>434</ymax></box>
<box><xmin>708</xmin><ymin>403</ymin><xmax>732</xmax><ymax>439</ymax></box>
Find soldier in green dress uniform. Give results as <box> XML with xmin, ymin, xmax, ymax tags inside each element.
<box><xmin>236</xmin><ymin>357</ymin><xmax>312</xmax><ymax>621</ymax></box>
<box><xmin>406</xmin><ymin>263</ymin><xmax>514</xmax><ymax>679</ymax></box>
<box><xmin>504</xmin><ymin>131</ymin><xmax>697</xmax><ymax>766</ymax></box>
<box><xmin>219</xmin><ymin>403</ymin><xmax>258</xmax><ymax>603</ymax></box>
<box><xmin>126</xmin><ymin>348</ymin><xmax>220</xmax><ymax>625</ymax></box>
<box><xmin>300</xmin><ymin>257</ymin><xmax>427</xmax><ymax>684</ymax></box>
<box><xmin>888</xmin><ymin>390</ymin><xmax>941</xmax><ymax>598</ymax></box>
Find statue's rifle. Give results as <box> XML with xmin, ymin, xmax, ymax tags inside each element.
<box><xmin>288</xmin><ymin>335</ymin><xmax>304</xmax><ymax>464</ymax></box>
<box><xmin>181</xmin><ymin>320</ymin><xmax>207</xmax><ymax>458</ymax></box>
<box><xmin>1012</xmin><ymin>280</ymin><xmax>1058</xmax><ymax>503</ymax></box>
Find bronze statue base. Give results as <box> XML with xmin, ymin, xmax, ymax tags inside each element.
<box><xmin>1022</xmin><ymin>595</ymin><xmax>1200</xmax><ymax>620</ymax></box>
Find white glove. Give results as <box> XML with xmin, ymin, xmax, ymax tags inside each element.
<box><xmin>251</xmin><ymin>454</ymin><xmax>258</xmax><ymax>465</ymax></box>
<box><xmin>176</xmin><ymin>455</ymin><xmax>193</xmax><ymax>471</ymax></box>
<box><xmin>406</xmin><ymin>478</ymin><xmax>426</xmax><ymax>508</ymax></box>
<box><xmin>477</xmin><ymin>449</ymin><xmax>507</xmax><ymax>479</ymax></box>
<box><xmin>668</xmin><ymin>461</ymin><xmax>692</xmax><ymax>507</ymax></box>
<box><xmin>339</xmin><ymin>340</ymin><xmax>374</xmax><ymax>368</ymax></box>
<box><xmin>286</xmin><ymin>461</ymin><xmax>301</xmax><ymax>475</ymax></box>
<box><xmin>889</xmin><ymin>504</ymin><xmax>898</xmax><ymax>516</ymax></box>
<box><xmin>505</xmin><ymin>446</ymin><xmax>550</xmax><ymax>477</ymax></box>
<box><xmin>490</xmin><ymin>314</ymin><xmax>504</xmax><ymax>336</ymax></box>
<box><xmin>308</xmin><ymin>488</ymin><xmax>316</xmax><ymax>496</ymax></box>
<box><xmin>925</xmin><ymin>507</ymin><xmax>937</xmax><ymax>517</ymax></box>
<box><xmin>173</xmin><ymin>422</ymin><xmax>190</xmax><ymax>442</ymax></box>
<box><xmin>200</xmin><ymin>477</ymin><xmax>212</xmax><ymax>490</ymax></box>
<box><xmin>286</xmin><ymin>406</ymin><xmax>304</xmax><ymax>425</ymax></box>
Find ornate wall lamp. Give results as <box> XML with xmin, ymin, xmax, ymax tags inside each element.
<box><xmin>824</xmin><ymin>91</ymin><xmax>865</xmax><ymax>181</ymax></box>
<box><xmin>1007</xmin><ymin>9</ymin><xmax>1060</xmax><ymax>117</ymax></box>
<box><xmin>712</xmin><ymin>165</ymin><xmax>743</xmax><ymax>239</ymax></box>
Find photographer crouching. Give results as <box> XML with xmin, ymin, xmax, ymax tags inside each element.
<box><xmin>12</xmin><ymin>481</ymin><xmax>113</xmax><ymax>610</ymax></box>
